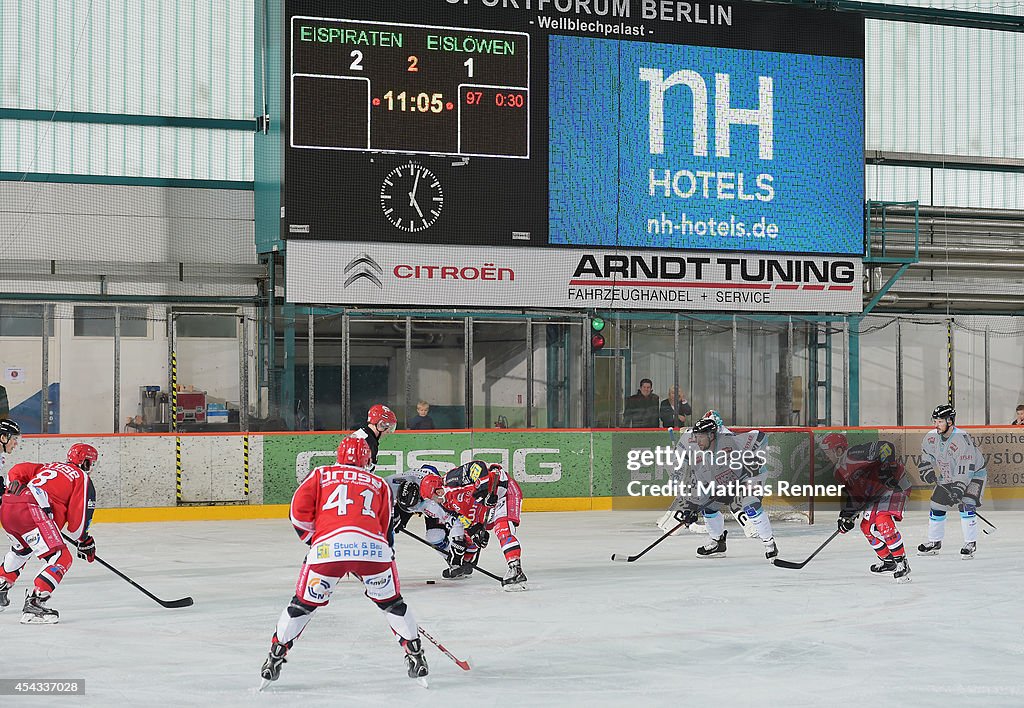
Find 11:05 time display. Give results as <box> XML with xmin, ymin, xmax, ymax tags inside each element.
<box><xmin>376</xmin><ymin>91</ymin><xmax>454</xmax><ymax>113</ymax></box>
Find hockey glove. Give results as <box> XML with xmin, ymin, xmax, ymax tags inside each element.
<box><xmin>467</xmin><ymin>523</ymin><xmax>489</xmax><ymax>548</ymax></box>
<box><xmin>76</xmin><ymin>533</ymin><xmax>96</xmax><ymax>563</ymax></box>
<box><xmin>879</xmin><ymin>465</ymin><xmax>902</xmax><ymax>490</ymax></box>
<box><xmin>472</xmin><ymin>482</ymin><xmax>499</xmax><ymax>507</ymax></box>
<box><xmin>837</xmin><ymin>516</ymin><xmax>856</xmax><ymax>534</ymax></box>
<box><xmin>393</xmin><ymin>509</ymin><xmax>412</xmax><ymax>534</ymax></box>
<box><xmin>919</xmin><ymin>463</ymin><xmax>937</xmax><ymax>485</ymax></box>
<box><xmin>944</xmin><ymin>481</ymin><xmax>966</xmax><ymax>504</ymax></box>
<box><xmin>677</xmin><ymin>505</ymin><xmax>700</xmax><ymax>528</ymax></box>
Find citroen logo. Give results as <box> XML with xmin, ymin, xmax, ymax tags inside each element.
<box><xmin>343</xmin><ymin>253</ymin><xmax>384</xmax><ymax>289</ymax></box>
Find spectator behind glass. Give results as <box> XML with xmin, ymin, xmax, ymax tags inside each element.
<box><xmin>1012</xmin><ymin>404</ymin><xmax>1024</xmax><ymax>425</ymax></box>
<box><xmin>624</xmin><ymin>378</ymin><xmax>660</xmax><ymax>428</ymax></box>
<box><xmin>408</xmin><ymin>400</ymin><xmax>436</xmax><ymax>430</ymax></box>
<box><xmin>659</xmin><ymin>385</ymin><xmax>693</xmax><ymax>428</ymax></box>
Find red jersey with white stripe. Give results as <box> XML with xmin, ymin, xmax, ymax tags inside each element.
<box><xmin>290</xmin><ymin>463</ymin><xmax>394</xmax><ymax>564</ymax></box>
<box><xmin>439</xmin><ymin>485</ymin><xmax>490</xmax><ymax>526</ymax></box>
<box><xmin>7</xmin><ymin>461</ymin><xmax>95</xmax><ymax>541</ymax></box>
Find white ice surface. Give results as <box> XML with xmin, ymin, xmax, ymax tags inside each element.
<box><xmin>1</xmin><ymin>511</ymin><xmax>1022</xmax><ymax>707</ymax></box>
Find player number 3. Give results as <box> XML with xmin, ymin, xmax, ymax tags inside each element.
<box><xmin>322</xmin><ymin>484</ymin><xmax>376</xmax><ymax>518</ymax></box>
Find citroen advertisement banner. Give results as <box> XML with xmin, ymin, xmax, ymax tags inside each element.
<box><xmin>286</xmin><ymin>240</ymin><xmax>862</xmax><ymax>312</ymax></box>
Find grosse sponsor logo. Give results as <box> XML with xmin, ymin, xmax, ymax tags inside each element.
<box><xmin>343</xmin><ymin>253</ymin><xmax>384</xmax><ymax>289</ymax></box>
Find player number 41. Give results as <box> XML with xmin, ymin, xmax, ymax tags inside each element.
<box><xmin>322</xmin><ymin>484</ymin><xmax>376</xmax><ymax>518</ymax></box>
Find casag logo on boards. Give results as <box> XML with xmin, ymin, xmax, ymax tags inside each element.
<box><xmin>343</xmin><ymin>253</ymin><xmax>384</xmax><ymax>289</ymax></box>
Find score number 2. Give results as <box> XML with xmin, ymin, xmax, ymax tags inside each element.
<box><xmin>347</xmin><ymin>52</ymin><xmax>419</xmax><ymax>72</ymax></box>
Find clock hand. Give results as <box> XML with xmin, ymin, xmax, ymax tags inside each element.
<box><xmin>410</xmin><ymin>167</ymin><xmax>421</xmax><ymax>201</ymax></box>
<box><xmin>411</xmin><ymin>194</ymin><xmax>424</xmax><ymax>219</ymax></box>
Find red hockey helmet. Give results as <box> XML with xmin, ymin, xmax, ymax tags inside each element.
<box><xmin>419</xmin><ymin>473</ymin><xmax>443</xmax><ymax>499</ymax></box>
<box><xmin>336</xmin><ymin>437</ymin><xmax>372</xmax><ymax>468</ymax></box>
<box><xmin>367</xmin><ymin>404</ymin><xmax>397</xmax><ymax>433</ymax></box>
<box><xmin>67</xmin><ymin>443</ymin><xmax>99</xmax><ymax>471</ymax></box>
<box><xmin>821</xmin><ymin>433</ymin><xmax>849</xmax><ymax>454</ymax></box>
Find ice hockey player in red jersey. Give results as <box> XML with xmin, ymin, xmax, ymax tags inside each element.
<box><xmin>346</xmin><ymin>403</ymin><xmax>398</xmax><ymax>469</ymax></box>
<box><xmin>260</xmin><ymin>436</ymin><xmax>428</xmax><ymax>689</ymax></box>
<box><xmin>443</xmin><ymin>460</ymin><xmax>527</xmax><ymax>590</ymax></box>
<box><xmin>418</xmin><ymin>472</ymin><xmax>485</xmax><ymax>581</ymax></box>
<box><xmin>822</xmin><ymin>433</ymin><xmax>912</xmax><ymax>583</ymax></box>
<box><xmin>0</xmin><ymin>443</ymin><xmax>99</xmax><ymax>623</ymax></box>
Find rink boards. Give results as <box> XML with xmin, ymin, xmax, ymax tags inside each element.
<box><xmin>9</xmin><ymin>426</ymin><xmax>1024</xmax><ymax>521</ymax></box>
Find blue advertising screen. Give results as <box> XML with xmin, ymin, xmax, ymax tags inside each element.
<box><xmin>549</xmin><ymin>37</ymin><xmax>864</xmax><ymax>255</ymax></box>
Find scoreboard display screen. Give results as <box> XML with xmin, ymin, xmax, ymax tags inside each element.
<box><xmin>284</xmin><ymin>0</ymin><xmax>864</xmax><ymax>255</ymax></box>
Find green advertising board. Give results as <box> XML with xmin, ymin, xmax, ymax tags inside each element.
<box><xmin>263</xmin><ymin>431</ymin><xmax>595</xmax><ymax>504</ymax></box>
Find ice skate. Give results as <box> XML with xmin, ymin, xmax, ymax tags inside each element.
<box><xmin>960</xmin><ymin>541</ymin><xmax>976</xmax><ymax>560</ymax></box>
<box><xmin>763</xmin><ymin>537</ymin><xmax>778</xmax><ymax>562</ymax></box>
<box><xmin>442</xmin><ymin>561</ymin><xmax>475</xmax><ymax>580</ymax></box>
<box><xmin>917</xmin><ymin>540</ymin><xmax>941</xmax><ymax>556</ymax></box>
<box><xmin>403</xmin><ymin>638</ymin><xmax>429</xmax><ymax>688</ymax></box>
<box><xmin>0</xmin><ymin>579</ymin><xmax>10</xmax><ymax>611</ymax></box>
<box><xmin>870</xmin><ymin>556</ymin><xmax>897</xmax><ymax>573</ymax></box>
<box><xmin>259</xmin><ymin>637</ymin><xmax>289</xmax><ymax>690</ymax></box>
<box><xmin>893</xmin><ymin>557</ymin><xmax>911</xmax><ymax>583</ymax></box>
<box><xmin>696</xmin><ymin>530</ymin><xmax>727</xmax><ymax>558</ymax></box>
<box><xmin>20</xmin><ymin>589</ymin><xmax>58</xmax><ymax>624</ymax></box>
<box><xmin>501</xmin><ymin>559</ymin><xmax>528</xmax><ymax>591</ymax></box>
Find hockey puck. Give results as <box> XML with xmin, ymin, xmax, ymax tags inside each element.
<box><xmin>426</xmin><ymin>580</ymin><xmax>436</xmax><ymax>585</ymax></box>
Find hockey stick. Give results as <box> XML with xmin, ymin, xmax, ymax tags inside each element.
<box><xmin>418</xmin><ymin>625</ymin><xmax>472</xmax><ymax>671</ymax></box>
<box><xmin>772</xmin><ymin>528</ymin><xmax>841</xmax><ymax>570</ymax></box>
<box><xmin>62</xmin><ymin>534</ymin><xmax>193</xmax><ymax>608</ymax></box>
<box><xmin>400</xmin><ymin>528</ymin><xmax>504</xmax><ymax>583</ymax></box>
<box><xmin>612</xmin><ymin>520</ymin><xmax>687</xmax><ymax>562</ymax></box>
<box><xmin>976</xmin><ymin>511</ymin><xmax>996</xmax><ymax>535</ymax></box>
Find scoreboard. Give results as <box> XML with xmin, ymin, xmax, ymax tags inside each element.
<box><xmin>284</xmin><ymin>0</ymin><xmax>865</xmax><ymax>255</ymax></box>
<box><xmin>291</xmin><ymin>19</ymin><xmax>530</xmax><ymax>159</ymax></box>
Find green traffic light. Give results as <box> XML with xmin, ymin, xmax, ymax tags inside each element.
<box><xmin>591</xmin><ymin>317</ymin><xmax>605</xmax><ymax>332</ymax></box>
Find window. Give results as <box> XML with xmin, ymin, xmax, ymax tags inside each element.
<box><xmin>73</xmin><ymin>306</ymin><xmax>148</xmax><ymax>337</ymax></box>
<box><xmin>176</xmin><ymin>313</ymin><xmax>238</xmax><ymax>338</ymax></box>
<box><xmin>0</xmin><ymin>305</ymin><xmax>54</xmax><ymax>337</ymax></box>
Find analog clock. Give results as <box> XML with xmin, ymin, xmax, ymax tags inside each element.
<box><xmin>380</xmin><ymin>163</ymin><xmax>444</xmax><ymax>232</ymax></box>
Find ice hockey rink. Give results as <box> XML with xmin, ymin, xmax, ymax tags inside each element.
<box><xmin>1</xmin><ymin>511</ymin><xmax>1020</xmax><ymax>707</ymax></box>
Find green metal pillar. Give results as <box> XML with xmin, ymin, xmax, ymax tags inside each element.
<box><xmin>848</xmin><ymin>316</ymin><xmax>860</xmax><ymax>425</ymax></box>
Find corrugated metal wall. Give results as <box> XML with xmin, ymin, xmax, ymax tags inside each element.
<box><xmin>0</xmin><ymin>0</ymin><xmax>254</xmax><ymax>180</ymax></box>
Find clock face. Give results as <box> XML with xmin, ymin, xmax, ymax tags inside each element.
<box><xmin>379</xmin><ymin>163</ymin><xmax>444</xmax><ymax>233</ymax></box>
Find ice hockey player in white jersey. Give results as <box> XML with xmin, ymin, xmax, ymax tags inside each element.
<box><xmin>388</xmin><ymin>465</ymin><xmax>472</xmax><ymax>554</ymax></box>
<box><xmin>669</xmin><ymin>416</ymin><xmax>779</xmax><ymax>560</ymax></box>
<box><xmin>0</xmin><ymin>419</ymin><xmax>21</xmax><ymax>497</ymax></box>
<box><xmin>917</xmin><ymin>404</ymin><xmax>987</xmax><ymax>559</ymax></box>
<box><xmin>659</xmin><ymin>410</ymin><xmax>720</xmax><ymax>535</ymax></box>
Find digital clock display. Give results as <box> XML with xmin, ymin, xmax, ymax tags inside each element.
<box><xmin>284</xmin><ymin>1</ymin><xmax>865</xmax><ymax>256</ymax></box>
